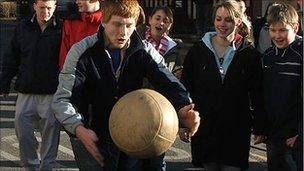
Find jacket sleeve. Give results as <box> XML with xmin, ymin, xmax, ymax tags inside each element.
<box><xmin>52</xmin><ymin>34</ymin><xmax>98</xmax><ymax>135</ymax></box>
<box><xmin>143</xmin><ymin>41</ymin><xmax>192</xmax><ymax>111</ymax></box>
<box><xmin>0</xmin><ymin>25</ymin><xmax>21</xmax><ymax>93</ymax></box>
<box><xmin>59</xmin><ymin>21</ymin><xmax>71</xmax><ymax>70</ymax></box>
<box><xmin>247</xmin><ymin>49</ymin><xmax>268</xmax><ymax>135</ymax></box>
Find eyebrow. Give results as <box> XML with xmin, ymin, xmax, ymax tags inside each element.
<box><xmin>155</xmin><ymin>14</ymin><xmax>163</xmax><ymax>18</ymax></box>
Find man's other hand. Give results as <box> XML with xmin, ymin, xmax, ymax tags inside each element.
<box><xmin>75</xmin><ymin>125</ymin><xmax>104</xmax><ymax>166</ymax></box>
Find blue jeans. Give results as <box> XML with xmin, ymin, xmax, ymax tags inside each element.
<box><xmin>266</xmin><ymin>140</ymin><xmax>297</xmax><ymax>171</ymax></box>
<box><xmin>70</xmin><ymin>137</ymin><xmax>166</xmax><ymax>171</ymax></box>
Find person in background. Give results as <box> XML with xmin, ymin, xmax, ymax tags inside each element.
<box><xmin>0</xmin><ymin>0</ymin><xmax>61</xmax><ymax>170</ymax></box>
<box><xmin>236</xmin><ymin>0</ymin><xmax>254</xmax><ymax>46</ymax></box>
<box><xmin>262</xmin><ymin>3</ymin><xmax>303</xmax><ymax>171</ymax></box>
<box><xmin>52</xmin><ymin>0</ymin><xmax>200</xmax><ymax>170</ymax></box>
<box><xmin>139</xmin><ymin>6</ymin><xmax>183</xmax><ymax>79</ymax></box>
<box><xmin>253</xmin><ymin>2</ymin><xmax>274</xmax><ymax>54</ymax></box>
<box><xmin>58</xmin><ymin>0</ymin><xmax>103</xmax><ymax>70</ymax></box>
<box><xmin>18</xmin><ymin>0</ymin><xmax>34</xmax><ymax>19</ymax></box>
<box><xmin>194</xmin><ymin>0</ymin><xmax>214</xmax><ymax>36</ymax></box>
<box><xmin>136</xmin><ymin>5</ymin><xmax>148</xmax><ymax>36</ymax></box>
<box><xmin>181</xmin><ymin>1</ymin><xmax>267</xmax><ymax>170</ymax></box>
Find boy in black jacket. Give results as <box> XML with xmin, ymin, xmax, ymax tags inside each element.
<box><xmin>263</xmin><ymin>3</ymin><xmax>303</xmax><ymax>171</ymax></box>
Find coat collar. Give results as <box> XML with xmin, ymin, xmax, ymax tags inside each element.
<box><xmin>96</xmin><ymin>26</ymin><xmax>145</xmax><ymax>56</ymax></box>
<box><xmin>30</xmin><ymin>13</ymin><xmax>57</xmax><ymax>27</ymax></box>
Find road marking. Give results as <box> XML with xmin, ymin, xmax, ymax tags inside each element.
<box><xmin>0</xmin><ymin>106</ymin><xmax>15</xmax><ymax>111</ymax></box>
<box><xmin>165</xmin><ymin>147</ymin><xmax>191</xmax><ymax>161</ymax></box>
<box><xmin>58</xmin><ymin>145</ymin><xmax>75</xmax><ymax>157</ymax></box>
<box><xmin>1</xmin><ymin>135</ymin><xmax>16</xmax><ymax>142</ymax></box>
<box><xmin>0</xmin><ymin>101</ymin><xmax>16</xmax><ymax>105</ymax></box>
<box><xmin>8</xmin><ymin>93</ymin><xmax>18</xmax><ymax>97</ymax></box>
<box><xmin>0</xmin><ymin>150</ymin><xmax>19</xmax><ymax>161</ymax></box>
<box><xmin>249</xmin><ymin>152</ymin><xmax>267</xmax><ymax>162</ymax></box>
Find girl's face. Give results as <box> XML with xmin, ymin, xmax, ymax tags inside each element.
<box><xmin>214</xmin><ymin>7</ymin><xmax>241</xmax><ymax>40</ymax></box>
<box><xmin>148</xmin><ymin>10</ymin><xmax>172</xmax><ymax>38</ymax></box>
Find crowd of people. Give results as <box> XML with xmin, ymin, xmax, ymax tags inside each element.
<box><xmin>0</xmin><ymin>0</ymin><xmax>302</xmax><ymax>171</ymax></box>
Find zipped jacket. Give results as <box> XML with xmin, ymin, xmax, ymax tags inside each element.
<box><xmin>52</xmin><ymin>27</ymin><xmax>192</xmax><ymax>140</ymax></box>
<box><xmin>0</xmin><ymin>15</ymin><xmax>62</xmax><ymax>94</ymax></box>
<box><xmin>263</xmin><ymin>37</ymin><xmax>303</xmax><ymax>140</ymax></box>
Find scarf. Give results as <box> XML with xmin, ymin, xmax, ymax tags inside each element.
<box><xmin>145</xmin><ymin>29</ymin><xmax>169</xmax><ymax>56</ymax></box>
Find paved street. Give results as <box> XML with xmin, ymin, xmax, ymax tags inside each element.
<box><xmin>0</xmin><ymin>93</ymin><xmax>268</xmax><ymax>171</ymax></box>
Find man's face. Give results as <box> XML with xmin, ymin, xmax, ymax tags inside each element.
<box><xmin>75</xmin><ymin>0</ymin><xmax>96</xmax><ymax>13</ymax></box>
<box><xmin>102</xmin><ymin>15</ymin><xmax>136</xmax><ymax>49</ymax></box>
<box><xmin>269</xmin><ymin>22</ymin><xmax>298</xmax><ymax>49</ymax></box>
<box><xmin>33</xmin><ymin>0</ymin><xmax>56</xmax><ymax>23</ymax></box>
<box><xmin>148</xmin><ymin>10</ymin><xmax>172</xmax><ymax>38</ymax></box>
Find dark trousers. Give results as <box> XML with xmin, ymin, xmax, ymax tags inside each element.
<box><xmin>266</xmin><ymin>140</ymin><xmax>297</xmax><ymax>171</ymax></box>
<box><xmin>70</xmin><ymin>137</ymin><xmax>166</xmax><ymax>171</ymax></box>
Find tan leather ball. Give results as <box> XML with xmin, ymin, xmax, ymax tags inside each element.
<box><xmin>109</xmin><ymin>89</ymin><xmax>179</xmax><ymax>158</ymax></box>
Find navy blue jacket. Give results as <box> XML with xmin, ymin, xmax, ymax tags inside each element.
<box><xmin>263</xmin><ymin>37</ymin><xmax>303</xmax><ymax>140</ymax></box>
<box><xmin>52</xmin><ymin>27</ymin><xmax>192</xmax><ymax>140</ymax></box>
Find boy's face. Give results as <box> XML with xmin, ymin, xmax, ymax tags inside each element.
<box><xmin>148</xmin><ymin>10</ymin><xmax>172</xmax><ymax>38</ymax></box>
<box><xmin>76</xmin><ymin>0</ymin><xmax>97</xmax><ymax>13</ymax></box>
<box><xmin>33</xmin><ymin>0</ymin><xmax>56</xmax><ymax>23</ymax></box>
<box><xmin>269</xmin><ymin>22</ymin><xmax>298</xmax><ymax>49</ymax></box>
<box><xmin>102</xmin><ymin>15</ymin><xmax>136</xmax><ymax>49</ymax></box>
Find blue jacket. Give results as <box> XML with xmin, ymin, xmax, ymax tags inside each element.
<box><xmin>52</xmin><ymin>27</ymin><xmax>192</xmax><ymax>140</ymax></box>
<box><xmin>263</xmin><ymin>37</ymin><xmax>303</xmax><ymax>140</ymax></box>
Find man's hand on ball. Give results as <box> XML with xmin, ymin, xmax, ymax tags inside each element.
<box><xmin>178</xmin><ymin>104</ymin><xmax>200</xmax><ymax>137</ymax></box>
<box><xmin>75</xmin><ymin>125</ymin><xmax>104</xmax><ymax>166</ymax></box>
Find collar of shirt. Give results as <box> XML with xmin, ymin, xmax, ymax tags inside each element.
<box><xmin>81</xmin><ymin>11</ymin><xmax>103</xmax><ymax>23</ymax></box>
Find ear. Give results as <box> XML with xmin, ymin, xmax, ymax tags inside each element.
<box><xmin>148</xmin><ymin>16</ymin><xmax>152</xmax><ymax>25</ymax></box>
<box><xmin>33</xmin><ymin>3</ymin><xmax>37</xmax><ymax>11</ymax></box>
<box><xmin>293</xmin><ymin>23</ymin><xmax>299</xmax><ymax>33</ymax></box>
<box><xmin>235</xmin><ymin>18</ymin><xmax>242</xmax><ymax>27</ymax></box>
<box><xmin>167</xmin><ymin>23</ymin><xmax>172</xmax><ymax>31</ymax></box>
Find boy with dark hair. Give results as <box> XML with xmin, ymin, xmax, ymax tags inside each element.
<box><xmin>52</xmin><ymin>0</ymin><xmax>200</xmax><ymax>170</ymax></box>
<box><xmin>0</xmin><ymin>0</ymin><xmax>61</xmax><ymax>170</ymax></box>
<box><xmin>263</xmin><ymin>3</ymin><xmax>303</xmax><ymax>171</ymax></box>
